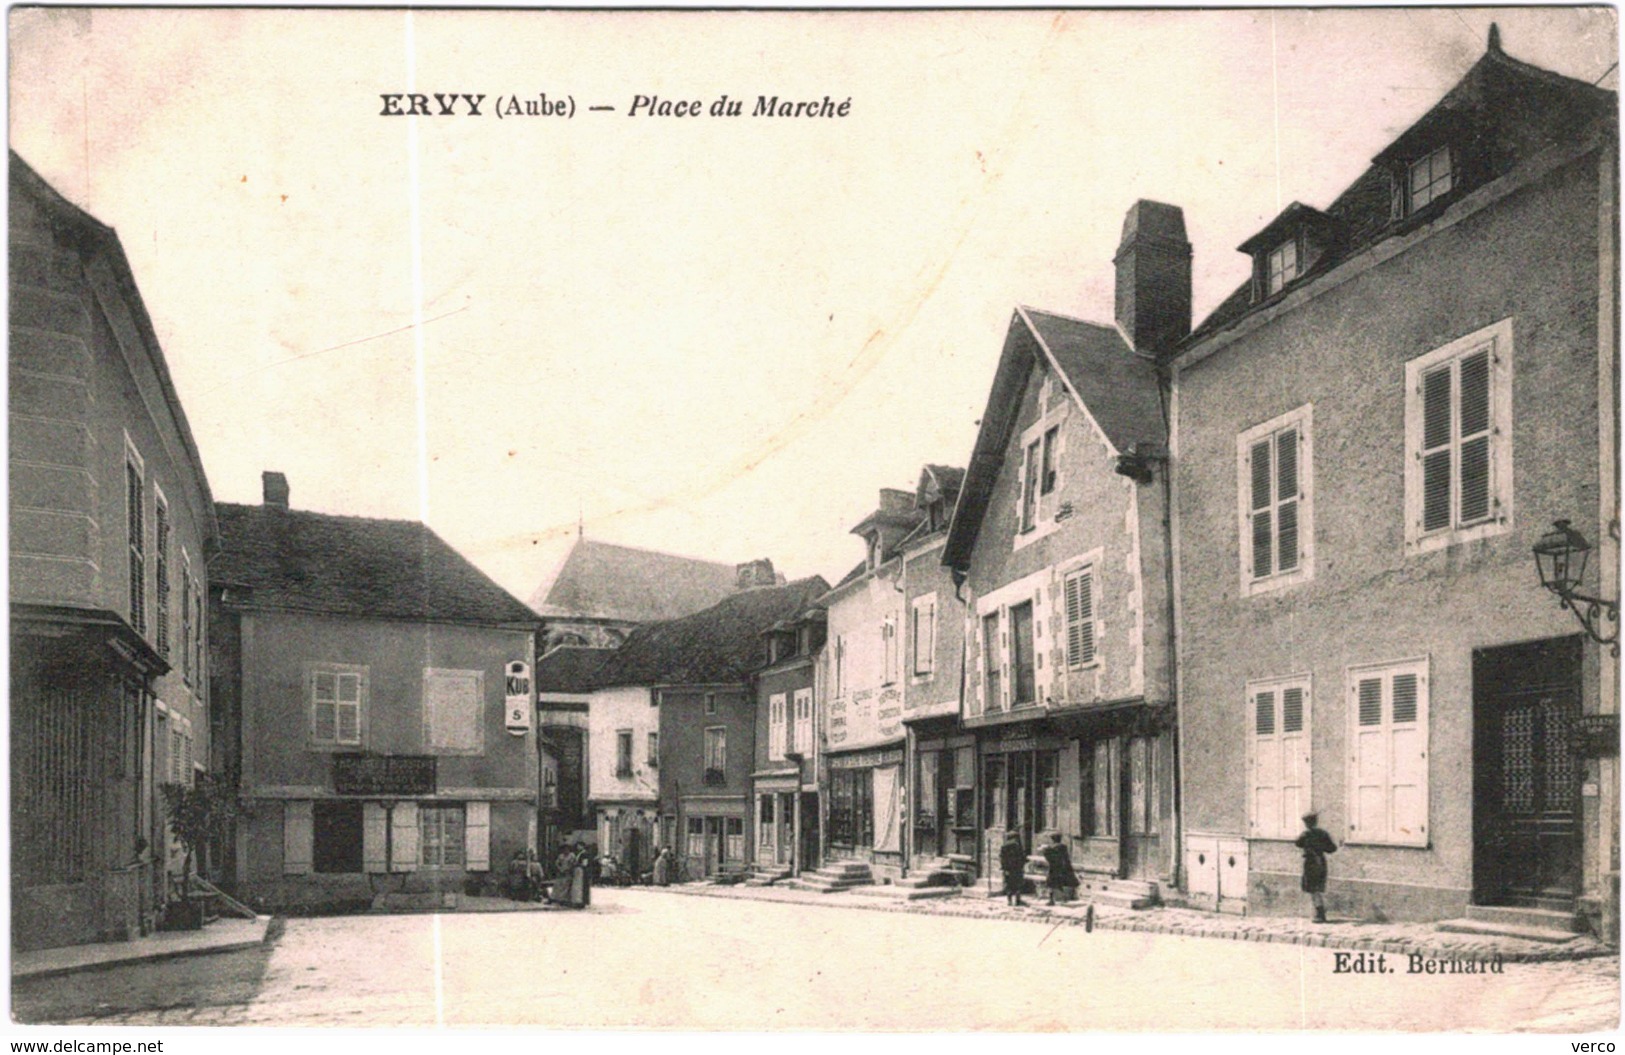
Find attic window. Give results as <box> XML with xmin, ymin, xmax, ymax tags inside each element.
<box><xmin>1266</xmin><ymin>240</ymin><xmax>1300</xmax><ymax>295</ymax></box>
<box><xmin>1407</xmin><ymin>146</ymin><xmax>1453</xmax><ymax>213</ymax></box>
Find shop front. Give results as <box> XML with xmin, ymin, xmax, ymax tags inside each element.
<box><xmin>911</xmin><ymin>725</ymin><xmax>978</xmax><ymax>867</ymax></box>
<box><xmin>680</xmin><ymin>797</ymin><xmax>748</xmax><ymax>878</ymax></box>
<box><xmin>825</xmin><ymin>745</ymin><xmax>905</xmax><ymax>879</ymax></box>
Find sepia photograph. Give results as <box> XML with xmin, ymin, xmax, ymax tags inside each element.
<box><xmin>5</xmin><ymin>4</ymin><xmax>1621</xmax><ymax>1038</ymax></box>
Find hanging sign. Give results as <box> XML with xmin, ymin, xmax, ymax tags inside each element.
<box><xmin>505</xmin><ymin>660</ymin><xmax>533</xmax><ymax>735</ymax></box>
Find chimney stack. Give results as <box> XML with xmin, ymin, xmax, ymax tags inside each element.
<box><xmin>736</xmin><ymin>558</ymin><xmax>777</xmax><ymax>590</ymax></box>
<box><xmin>1114</xmin><ymin>200</ymin><xmax>1192</xmax><ymax>356</ymax></box>
<box><xmin>262</xmin><ymin>471</ymin><xmax>290</xmax><ymax>510</ymax></box>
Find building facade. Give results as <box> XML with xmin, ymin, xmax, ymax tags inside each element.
<box><xmin>750</xmin><ymin>606</ymin><xmax>826</xmax><ymax>878</ymax></box>
<box><xmin>211</xmin><ymin>475</ymin><xmax>539</xmax><ymax>910</ymax></box>
<box><xmin>532</xmin><ymin>644</ymin><xmax>607</xmax><ymax>854</ymax></box>
<box><xmin>942</xmin><ymin>203</ymin><xmax>1183</xmax><ymax>888</ymax></box>
<box><xmin>1171</xmin><ymin>33</ymin><xmax>1618</xmax><ymax>933</ymax></box>
<box><xmin>10</xmin><ymin>154</ymin><xmax>218</xmax><ymax>950</ymax></box>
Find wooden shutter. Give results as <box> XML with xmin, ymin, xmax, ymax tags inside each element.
<box><xmin>1420</xmin><ymin>365</ymin><xmax>1453</xmax><ymax>532</ymax></box>
<box><xmin>1249</xmin><ymin>439</ymin><xmax>1273</xmax><ymax>577</ymax></box>
<box><xmin>1389</xmin><ymin>670</ymin><xmax>1428</xmax><ymax>844</ymax></box>
<box><xmin>1250</xmin><ymin>690</ymin><xmax>1281</xmax><ymax>837</ymax></box>
<box><xmin>1276</xmin><ymin>430</ymin><xmax>1300</xmax><ymax>572</ymax></box>
<box><xmin>363</xmin><ymin>802</ymin><xmax>388</xmax><ymax>873</ymax></box>
<box><xmin>1457</xmin><ymin>349</ymin><xmax>1492</xmax><ymax>524</ymax></box>
<box><xmin>465</xmin><ymin>802</ymin><xmax>491</xmax><ymax>871</ymax></box>
<box><xmin>1351</xmin><ymin>676</ymin><xmax>1388</xmax><ymax>841</ymax></box>
<box><xmin>283</xmin><ymin>800</ymin><xmax>313</xmax><ymax>875</ymax></box>
<box><xmin>1279</xmin><ymin>685</ymin><xmax>1308</xmax><ymax>836</ymax></box>
<box><xmin>1065</xmin><ymin>569</ymin><xmax>1095</xmax><ymax>668</ymax></box>
<box><xmin>391</xmin><ymin>802</ymin><xmax>420</xmax><ymax>871</ymax></box>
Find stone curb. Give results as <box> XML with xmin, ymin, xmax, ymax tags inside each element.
<box><xmin>641</xmin><ymin>883</ymin><xmax>1616</xmax><ymax>964</ymax></box>
<box><xmin>13</xmin><ymin>918</ymin><xmax>278</xmax><ymax>981</ymax></box>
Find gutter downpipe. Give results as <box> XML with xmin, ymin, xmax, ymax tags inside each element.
<box><xmin>1160</xmin><ymin>358</ymin><xmax>1185</xmax><ymax>893</ymax></box>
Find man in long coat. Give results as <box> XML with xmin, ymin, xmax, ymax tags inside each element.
<box><xmin>1040</xmin><ymin>832</ymin><xmax>1079</xmax><ymax>904</ymax></box>
<box><xmin>999</xmin><ymin>831</ymin><xmax>1028</xmax><ymax>907</ymax></box>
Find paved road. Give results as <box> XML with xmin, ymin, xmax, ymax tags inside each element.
<box><xmin>16</xmin><ymin>888</ymin><xmax>1620</xmax><ymax>1030</ymax></box>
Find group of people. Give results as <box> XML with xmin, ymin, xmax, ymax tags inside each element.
<box><xmin>996</xmin><ymin>812</ymin><xmax>1339</xmax><ymax>923</ymax></box>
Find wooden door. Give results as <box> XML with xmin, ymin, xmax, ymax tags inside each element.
<box><xmin>776</xmin><ymin>793</ymin><xmax>794</xmax><ymax>865</ymax></box>
<box><xmin>1474</xmin><ymin>637</ymin><xmax>1582</xmax><ymax>905</ymax></box>
<box><xmin>1120</xmin><ymin>735</ymin><xmax>1161</xmax><ymax>880</ymax></box>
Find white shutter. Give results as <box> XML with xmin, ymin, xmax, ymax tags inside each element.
<box><xmin>465</xmin><ymin>801</ymin><xmax>491</xmax><ymax>871</ymax></box>
<box><xmin>363</xmin><ymin>802</ymin><xmax>388</xmax><ymax>873</ymax></box>
<box><xmin>1279</xmin><ymin>685</ymin><xmax>1309</xmax><ymax>836</ymax></box>
<box><xmin>1065</xmin><ymin>569</ymin><xmax>1096</xmax><ymax>667</ymax></box>
<box><xmin>966</xmin><ymin>609</ymin><xmax>984</xmax><ymax>717</ymax></box>
<box><xmin>391</xmin><ymin>802</ymin><xmax>420</xmax><ymax>872</ymax></box>
<box><xmin>1351</xmin><ymin>676</ymin><xmax>1388</xmax><ymax>842</ymax></box>
<box><xmin>283</xmin><ymin>800</ymin><xmax>313</xmax><ymax>875</ymax></box>
<box><xmin>1250</xmin><ymin>690</ymin><xmax>1280</xmax><ymax>837</ymax></box>
<box><xmin>998</xmin><ymin>607</ymin><xmax>1011</xmax><ymax>711</ymax></box>
<box><xmin>1389</xmin><ymin>667</ymin><xmax>1429</xmax><ymax>846</ymax></box>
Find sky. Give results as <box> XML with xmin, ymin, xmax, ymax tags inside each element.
<box><xmin>8</xmin><ymin>7</ymin><xmax>1618</xmax><ymax>603</ymax></box>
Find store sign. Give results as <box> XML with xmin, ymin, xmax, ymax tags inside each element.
<box><xmin>505</xmin><ymin>660</ymin><xmax>533</xmax><ymax>735</ymax></box>
<box><xmin>829</xmin><ymin>747</ymin><xmax>904</xmax><ymax>770</ymax></box>
<box><xmin>333</xmin><ymin>754</ymin><xmax>436</xmax><ymax>795</ymax></box>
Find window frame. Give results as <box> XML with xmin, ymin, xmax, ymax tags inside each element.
<box><xmin>703</xmin><ymin>726</ymin><xmax>727</xmax><ymax>785</ymax></box>
<box><xmin>1020</xmin><ymin>438</ymin><xmax>1041</xmax><ymax>533</ymax></box>
<box><xmin>1403</xmin><ymin>318</ymin><xmax>1514</xmax><ymax>555</ymax></box>
<box><xmin>1344</xmin><ymin>657</ymin><xmax>1430</xmax><ymax>848</ymax></box>
<box><xmin>419</xmin><ymin>803</ymin><xmax>466</xmax><ymax>869</ymax></box>
<box><xmin>1008</xmin><ymin>600</ymin><xmax>1037</xmax><ymax>707</ymax></box>
<box><xmin>308</xmin><ymin>663</ymin><xmax>367</xmax><ymax>749</ymax></box>
<box><xmin>1237</xmin><ymin>404</ymin><xmax>1315</xmax><ymax>596</ymax></box>
<box><xmin>615</xmin><ymin>728</ymin><xmax>634</xmax><ymax>778</ymax></box>
<box><xmin>1246</xmin><ymin>673</ymin><xmax>1313</xmax><ymax>841</ymax></box>
<box><xmin>1407</xmin><ymin>145</ymin><xmax>1454</xmax><ymax>213</ymax></box>
<box><xmin>1266</xmin><ymin>237</ymin><xmax>1300</xmax><ymax>295</ymax></box>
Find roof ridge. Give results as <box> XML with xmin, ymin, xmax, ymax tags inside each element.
<box><xmin>569</xmin><ymin>536</ymin><xmax>736</xmax><ymax>568</ymax></box>
<box><xmin>1017</xmin><ymin>303</ymin><xmax>1117</xmax><ymax>330</ymax></box>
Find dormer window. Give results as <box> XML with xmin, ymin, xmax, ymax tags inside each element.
<box><xmin>1266</xmin><ymin>240</ymin><xmax>1300</xmax><ymax>295</ymax></box>
<box><xmin>1407</xmin><ymin>145</ymin><xmax>1453</xmax><ymax>213</ymax></box>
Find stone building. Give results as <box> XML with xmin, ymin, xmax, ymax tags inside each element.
<box><xmin>10</xmin><ymin>153</ymin><xmax>217</xmax><ymax>949</ymax></box>
<box><xmin>749</xmin><ymin>604</ymin><xmax>826</xmax><ymax>880</ymax></box>
<box><xmin>942</xmin><ymin>202</ymin><xmax>1182</xmax><ymax>896</ymax></box>
<box><xmin>210</xmin><ymin>474</ymin><xmax>540</xmax><ymax>910</ymax></box>
<box><xmin>1171</xmin><ymin>30</ymin><xmax>1618</xmax><ymax>935</ymax></box>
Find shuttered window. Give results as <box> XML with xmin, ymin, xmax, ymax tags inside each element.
<box><xmin>1063</xmin><ymin>567</ymin><xmax>1097</xmax><ymax>668</ymax></box>
<box><xmin>1248</xmin><ymin>677</ymin><xmax>1311</xmax><ymax>840</ymax></box>
<box><xmin>793</xmin><ymin>689</ymin><xmax>813</xmax><ymax>756</ymax></box>
<box><xmin>1238</xmin><ymin>406</ymin><xmax>1313</xmax><ymax>594</ymax></box>
<box><xmin>1405</xmin><ymin>320</ymin><xmax>1513</xmax><ymax>553</ymax></box>
<box><xmin>768</xmin><ymin>693</ymin><xmax>787</xmax><ymax>761</ymax></box>
<box><xmin>154</xmin><ymin>495</ymin><xmax>171</xmax><ymax>659</ymax></box>
<box><xmin>1347</xmin><ymin>658</ymin><xmax>1429</xmax><ymax>847</ymax></box>
<box><xmin>911</xmin><ymin>594</ymin><xmax>936</xmax><ymax>675</ymax></box>
<box><xmin>126</xmin><ymin>454</ymin><xmax>146</xmax><ymax>635</ymax></box>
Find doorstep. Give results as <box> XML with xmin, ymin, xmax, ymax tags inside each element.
<box><xmin>13</xmin><ymin>915</ymin><xmax>274</xmax><ymax>981</ymax></box>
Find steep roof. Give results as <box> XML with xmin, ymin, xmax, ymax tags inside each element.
<box><xmin>527</xmin><ymin>537</ymin><xmax>740</xmax><ymax>623</ymax></box>
<box><xmin>942</xmin><ymin>306</ymin><xmax>1165</xmax><ymax>570</ymax></box>
<box><xmin>595</xmin><ymin>576</ymin><xmax>830</xmax><ymax>688</ymax></box>
<box><xmin>535</xmin><ymin>645</ymin><xmax>613</xmax><ymax>695</ymax></box>
<box><xmin>1187</xmin><ymin>34</ymin><xmax>1616</xmax><ymax>345</ymax></box>
<box><xmin>214</xmin><ymin>503</ymin><xmax>538</xmax><ymax>627</ymax></box>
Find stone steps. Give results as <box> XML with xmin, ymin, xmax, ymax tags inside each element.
<box><xmin>783</xmin><ymin>861</ymin><xmax>874</xmax><ymax>894</ymax></box>
<box><xmin>1464</xmin><ymin>903</ymin><xmax>1585</xmax><ymax>933</ymax></box>
<box><xmin>742</xmin><ymin>864</ymin><xmax>793</xmax><ymax>887</ymax></box>
<box><xmin>850</xmin><ymin>883</ymin><xmax>959</xmax><ymax>901</ymax></box>
<box><xmin>1435</xmin><ymin>919</ymin><xmax>1580</xmax><ymax>944</ymax></box>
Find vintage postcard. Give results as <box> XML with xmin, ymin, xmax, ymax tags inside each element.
<box><xmin>6</xmin><ymin>4</ymin><xmax>1620</xmax><ymax>1042</ymax></box>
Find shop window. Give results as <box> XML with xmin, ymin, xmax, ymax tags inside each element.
<box><xmin>915</xmin><ymin>750</ymin><xmax>939</xmax><ymax>832</ymax></box>
<box><xmin>313</xmin><ymin>801</ymin><xmax>363</xmax><ymax>874</ymax></box>
<box><xmin>1128</xmin><ymin>737</ymin><xmax>1157</xmax><ymax>835</ymax></box>
<box><xmin>685</xmin><ymin>816</ymin><xmax>704</xmax><ymax>860</ymax></box>
<box><xmin>949</xmin><ymin>747</ymin><xmax>976</xmax><ymax>831</ymax></box>
<box><xmin>983</xmin><ymin>756</ymin><xmax>1007</xmax><ymax>830</ymax></box>
<box><xmin>420</xmin><ymin>804</ymin><xmax>465</xmax><ymax>868</ymax></box>
<box><xmin>1036</xmin><ymin>750</ymin><xmax>1060</xmax><ymax>833</ymax></box>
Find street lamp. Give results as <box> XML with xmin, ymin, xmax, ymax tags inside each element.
<box><xmin>1533</xmin><ymin>519</ymin><xmax>1619</xmax><ymax>654</ymax></box>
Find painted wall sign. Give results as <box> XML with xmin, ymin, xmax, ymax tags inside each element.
<box><xmin>505</xmin><ymin>660</ymin><xmax>533</xmax><ymax>735</ymax></box>
<box><xmin>333</xmin><ymin>754</ymin><xmax>436</xmax><ymax>796</ymax></box>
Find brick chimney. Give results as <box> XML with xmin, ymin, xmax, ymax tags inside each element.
<box><xmin>736</xmin><ymin>558</ymin><xmax>777</xmax><ymax>590</ymax></box>
<box><xmin>262</xmin><ymin>471</ymin><xmax>290</xmax><ymax>510</ymax></box>
<box><xmin>1114</xmin><ymin>200</ymin><xmax>1192</xmax><ymax>356</ymax></box>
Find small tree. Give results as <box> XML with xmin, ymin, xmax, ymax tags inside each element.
<box><xmin>159</xmin><ymin>771</ymin><xmax>239</xmax><ymax>898</ymax></box>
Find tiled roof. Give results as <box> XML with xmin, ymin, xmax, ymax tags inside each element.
<box><xmin>943</xmin><ymin>306</ymin><xmax>1165</xmax><ymax>570</ymax></box>
<box><xmin>595</xmin><ymin>576</ymin><xmax>830</xmax><ymax>688</ymax></box>
<box><xmin>214</xmin><ymin>503</ymin><xmax>538</xmax><ymax>627</ymax></box>
<box><xmin>1187</xmin><ymin>38</ymin><xmax>1615</xmax><ymax>346</ymax></box>
<box><xmin>527</xmin><ymin>538</ymin><xmax>739</xmax><ymax>623</ymax></box>
<box><xmin>535</xmin><ymin>645</ymin><xmax>614</xmax><ymax>695</ymax></box>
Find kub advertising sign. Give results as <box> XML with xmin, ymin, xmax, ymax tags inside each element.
<box><xmin>505</xmin><ymin>660</ymin><xmax>533</xmax><ymax>735</ymax></box>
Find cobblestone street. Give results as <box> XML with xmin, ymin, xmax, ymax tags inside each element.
<box><xmin>22</xmin><ymin>888</ymin><xmax>1618</xmax><ymax>1031</ymax></box>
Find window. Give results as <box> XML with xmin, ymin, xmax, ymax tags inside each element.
<box><xmin>1039</xmin><ymin>426</ymin><xmax>1059</xmax><ymax>494</ymax></box>
<box><xmin>313</xmin><ymin>801</ymin><xmax>363</xmax><ymax>874</ymax></box>
<box><xmin>725</xmin><ymin>816</ymin><xmax>745</xmax><ymax>862</ymax></box>
<box><xmin>768</xmin><ymin>693</ymin><xmax>787</xmax><ymax>760</ymax></box>
<box><xmin>424</xmin><ymin>669</ymin><xmax>483</xmax><ymax>753</ymax></box>
<box><xmin>191</xmin><ymin>574</ymin><xmax>205</xmax><ymax>686</ymax></box>
<box><xmin>645</xmin><ymin>731</ymin><xmax>659</xmax><ymax>768</ymax></box>
<box><xmin>982</xmin><ymin>612</ymin><xmax>1002</xmax><ymax>711</ymax></box>
<box><xmin>1404</xmin><ymin>319</ymin><xmax>1513</xmax><ymax>553</ymax></box>
<box><xmin>126</xmin><ymin>452</ymin><xmax>145</xmax><ymax>634</ymax></box>
<box><xmin>153</xmin><ymin>493</ymin><xmax>170</xmax><ymax>659</ymax></box>
<box><xmin>881</xmin><ymin>617</ymin><xmax>898</xmax><ymax>684</ymax></box>
<box><xmin>1248</xmin><ymin>676</ymin><xmax>1311</xmax><ymax>840</ymax></box>
<box><xmin>1009</xmin><ymin>602</ymin><xmax>1036</xmax><ymax>707</ymax></box>
<box><xmin>616</xmin><ymin>729</ymin><xmax>633</xmax><ymax>777</ymax></box>
<box><xmin>420</xmin><ymin>804</ymin><xmax>465</xmax><ymax>868</ymax></box>
<box><xmin>704</xmin><ymin>727</ymin><xmax>727</xmax><ymax>785</ymax></box>
<box><xmin>1020</xmin><ymin>439</ymin><xmax>1040</xmax><ymax>531</ymax></box>
<box><xmin>1266</xmin><ymin>239</ymin><xmax>1300</xmax><ymax>295</ymax></box>
<box><xmin>686</xmin><ymin>816</ymin><xmax>704</xmax><ymax>860</ymax></box>
<box><xmin>792</xmin><ymin>689</ymin><xmax>813</xmax><ymax>756</ymax></box>
<box><xmin>1407</xmin><ymin>145</ymin><xmax>1452</xmax><ymax>213</ymax></box>
<box><xmin>1239</xmin><ymin>406</ymin><xmax>1314</xmax><ymax>594</ymax></box>
<box><xmin>170</xmin><ymin>725</ymin><xmax>184</xmax><ymax>784</ymax></box>
<box><xmin>180</xmin><ymin>556</ymin><xmax>193</xmax><ymax>683</ymax></box>
<box><xmin>1063</xmin><ymin>567</ymin><xmax>1097</xmax><ymax>668</ymax></box>
<box><xmin>704</xmin><ymin>693</ymin><xmax>717</xmax><ymax>716</ymax></box>
<box><xmin>911</xmin><ymin>594</ymin><xmax>937</xmax><ymax>676</ymax></box>
<box><xmin>1347</xmin><ymin>658</ymin><xmax>1429</xmax><ymax>847</ymax></box>
<box><xmin>310</xmin><ymin>666</ymin><xmax>365</xmax><ymax>746</ymax></box>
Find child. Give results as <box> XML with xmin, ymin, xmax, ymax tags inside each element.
<box><xmin>1295</xmin><ymin>811</ymin><xmax>1337</xmax><ymax>923</ymax></box>
<box><xmin>1040</xmin><ymin>831</ymin><xmax>1079</xmax><ymax>905</ymax></box>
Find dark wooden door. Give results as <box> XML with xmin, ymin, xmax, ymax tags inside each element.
<box><xmin>1474</xmin><ymin>637</ymin><xmax>1582</xmax><ymax>905</ymax></box>
<box><xmin>1120</xmin><ymin>734</ymin><xmax>1160</xmax><ymax>880</ymax></box>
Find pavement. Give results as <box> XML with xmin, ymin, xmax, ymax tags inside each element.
<box><xmin>649</xmin><ymin>878</ymin><xmax>1618</xmax><ymax>963</ymax></box>
<box><xmin>11</xmin><ymin>914</ymin><xmax>274</xmax><ymax>980</ymax></box>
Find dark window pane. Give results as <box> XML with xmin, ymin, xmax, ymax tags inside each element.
<box><xmin>1459</xmin><ymin>436</ymin><xmax>1491</xmax><ymax>523</ymax></box>
<box><xmin>1422</xmin><ymin>449</ymin><xmax>1452</xmax><ymax>531</ymax></box>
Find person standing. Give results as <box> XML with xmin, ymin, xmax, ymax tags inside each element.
<box><xmin>1295</xmin><ymin>811</ymin><xmax>1338</xmax><ymax>923</ymax></box>
<box><xmin>1040</xmin><ymin>832</ymin><xmax>1079</xmax><ymax>905</ymax></box>
<box><xmin>999</xmin><ymin>831</ymin><xmax>1028</xmax><ymax>907</ymax></box>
